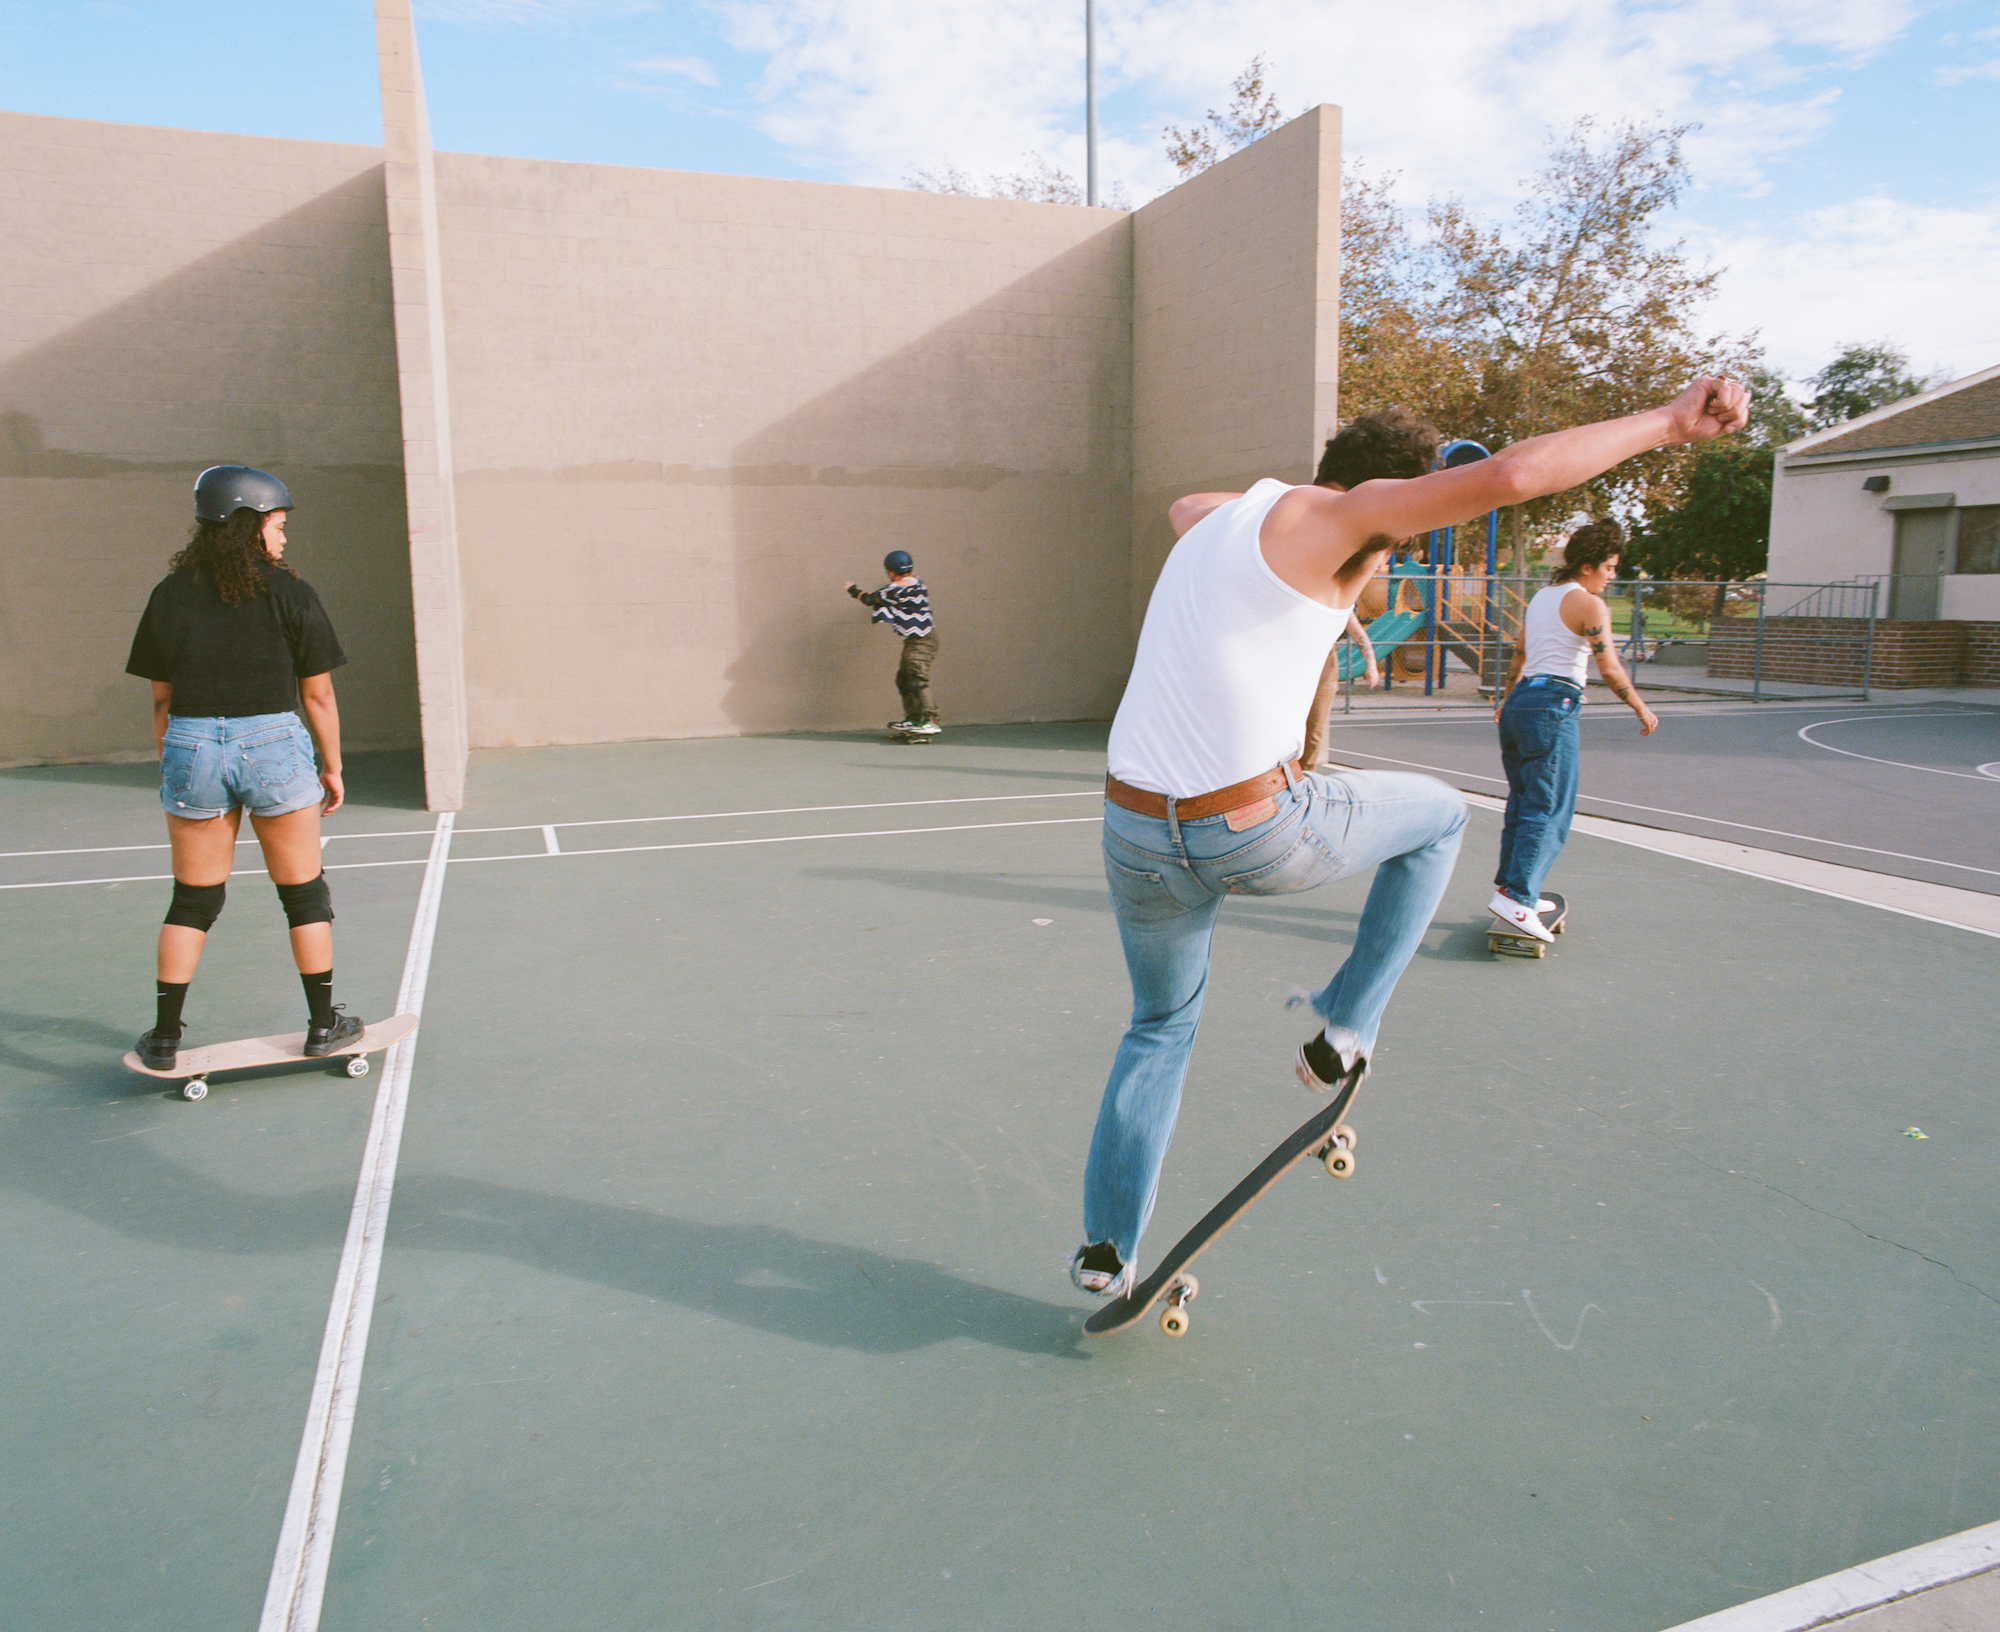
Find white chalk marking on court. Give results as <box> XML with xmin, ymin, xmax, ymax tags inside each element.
<box><xmin>542</xmin><ymin>824</ymin><xmax>560</xmax><ymax>855</ymax></box>
<box><xmin>1748</xmin><ymin>1281</ymin><xmax>1781</xmax><ymax>1340</ymax></box>
<box><xmin>1321</xmin><ymin>749</ymin><xmax>2000</xmax><ymax>879</ymax></box>
<box><xmin>1978</xmin><ymin>761</ymin><xmax>2000</xmax><ymax>780</ymax></box>
<box><xmin>1796</xmin><ymin>713</ymin><xmax>2000</xmax><ymax>781</ymax></box>
<box><xmin>1445</xmin><ymin>786</ymin><xmax>2000</xmax><ymax>938</ymax></box>
<box><xmin>446</xmin><ymin>815</ymin><xmax>1106</xmax><ymax>868</ymax></box>
<box><xmin>1521</xmin><ymin>1290</ymin><xmax>1600</xmax><ymax>1352</ymax></box>
<box><xmin>258</xmin><ymin>812</ymin><xmax>454</xmax><ymax>1632</ymax></box>
<box><xmin>1654</xmin><ymin>1516</ymin><xmax>2000</xmax><ymax>1632</ymax></box>
<box><xmin>0</xmin><ymin>790</ymin><xmax>1099</xmax><ymax>861</ymax></box>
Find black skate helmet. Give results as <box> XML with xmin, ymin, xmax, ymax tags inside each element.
<box><xmin>883</xmin><ymin>550</ymin><xmax>914</xmax><ymax>575</ymax></box>
<box><xmin>194</xmin><ymin>465</ymin><xmax>293</xmax><ymax>523</ymax></box>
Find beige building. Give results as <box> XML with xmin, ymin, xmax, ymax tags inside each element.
<box><xmin>1770</xmin><ymin>364</ymin><xmax>2000</xmax><ymax>627</ymax></box>
<box><xmin>0</xmin><ymin>1</ymin><xmax>1343</xmax><ymax>808</ymax></box>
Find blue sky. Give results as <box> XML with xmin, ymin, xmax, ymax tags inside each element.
<box><xmin>3</xmin><ymin>0</ymin><xmax>1996</xmax><ymax>385</ymax></box>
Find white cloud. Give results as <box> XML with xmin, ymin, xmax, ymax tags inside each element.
<box><xmin>1934</xmin><ymin>59</ymin><xmax>2000</xmax><ymax>84</ymax></box>
<box><xmin>626</xmin><ymin>52</ymin><xmax>720</xmax><ymax>85</ymax></box>
<box><xmin>1697</xmin><ymin>195</ymin><xmax>2000</xmax><ymax>381</ymax></box>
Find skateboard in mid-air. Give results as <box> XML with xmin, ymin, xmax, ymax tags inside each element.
<box><xmin>1487</xmin><ymin>892</ymin><xmax>1567</xmax><ymax>959</ymax></box>
<box><xmin>889</xmin><ymin>720</ymin><xmax>940</xmax><ymax>745</ymax></box>
<box><xmin>122</xmin><ymin>1013</ymin><xmax>420</xmax><ymax>1102</ymax></box>
<box><xmin>1084</xmin><ymin>1064</ymin><xmax>1364</xmax><ymax>1338</ymax></box>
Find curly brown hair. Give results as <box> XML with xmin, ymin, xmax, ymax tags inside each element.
<box><xmin>1313</xmin><ymin>407</ymin><xmax>1443</xmax><ymax>489</ymax></box>
<box><xmin>168</xmin><ymin>510</ymin><xmax>295</xmax><ymax>607</ymax></box>
<box><xmin>1552</xmin><ymin>519</ymin><xmax>1625</xmax><ymax>583</ymax></box>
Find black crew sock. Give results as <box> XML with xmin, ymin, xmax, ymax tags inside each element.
<box><xmin>301</xmin><ymin>970</ymin><xmax>335</xmax><ymax>1029</ymax></box>
<box><xmin>154</xmin><ymin>981</ymin><xmax>189</xmax><ymax>1038</ymax></box>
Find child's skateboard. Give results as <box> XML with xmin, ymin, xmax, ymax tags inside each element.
<box><xmin>889</xmin><ymin>721</ymin><xmax>939</xmax><ymax>745</ymax></box>
<box><xmin>1486</xmin><ymin>892</ymin><xmax>1567</xmax><ymax>959</ymax></box>
<box><xmin>1084</xmin><ymin>1064</ymin><xmax>1364</xmax><ymax>1338</ymax></box>
<box><xmin>121</xmin><ymin>1013</ymin><xmax>419</xmax><ymax>1102</ymax></box>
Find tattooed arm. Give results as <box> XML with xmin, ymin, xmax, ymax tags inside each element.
<box><xmin>1565</xmin><ymin>590</ymin><xmax>1659</xmax><ymax>735</ymax></box>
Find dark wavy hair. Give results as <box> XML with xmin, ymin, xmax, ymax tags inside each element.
<box><xmin>1553</xmin><ymin>519</ymin><xmax>1625</xmax><ymax>583</ymax></box>
<box><xmin>168</xmin><ymin>510</ymin><xmax>294</xmax><ymax>607</ymax></box>
<box><xmin>1314</xmin><ymin>407</ymin><xmax>1443</xmax><ymax>489</ymax></box>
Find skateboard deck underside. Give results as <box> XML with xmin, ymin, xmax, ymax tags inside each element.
<box><xmin>121</xmin><ymin>1012</ymin><xmax>420</xmax><ymax>1081</ymax></box>
<box><xmin>1084</xmin><ymin>1067</ymin><xmax>1363</xmax><ymax>1337</ymax></box>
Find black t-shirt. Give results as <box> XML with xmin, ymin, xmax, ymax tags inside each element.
<box><xmin>125</xmin><ymin>562</ymin><xmax>347</xmax><ymax>717</ymax></box>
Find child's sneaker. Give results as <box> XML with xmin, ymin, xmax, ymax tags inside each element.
<box><xmin>1069</xmin><ymin>1241</ymin><xmax>1133</xmax><ymax>1299</ymax></box>
<box><xmin>1487</xmin><ymin>890</ymin><xmax>1554</xmax><ymax>942</ymax></box>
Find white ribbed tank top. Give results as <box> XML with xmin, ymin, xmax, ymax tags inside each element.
<box><xmin>1108</xmin><ymin>479</ymin><xmax>1347</xmax><ymax>798</ymax></box>
<box><xmin>1521</xmin><ymin>583</ymin><xmax>1591</xmax><ymax>685</ymax></box>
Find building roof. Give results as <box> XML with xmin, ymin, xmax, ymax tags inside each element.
<box><xmin>1785</xmin><ymin>363</ymin><xmax>2000</xmax><ymax>458</ymax></box>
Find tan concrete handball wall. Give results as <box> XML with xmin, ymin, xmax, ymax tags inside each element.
<box><xmin>1129</xmin><ymin>106</ymin><xmax>1341</xmax><ymax>617</ymax></box>
<box><xmin>0</xmin><ymin>114</ymin><xmax>420</xmax><ymax>765</ymax></box>
<box><xmin>433</xmin><ymin>155</ymin><xmax>1134</xmax><ymax>745</ymax></box>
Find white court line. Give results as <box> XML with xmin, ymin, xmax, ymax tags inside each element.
<box><xmin>258</xmin><ymin>813</ymin><xmax>454</xmax><ymax>1632</ymax></box>
<box><xmin>1317</xmin><ymin>747</ymin><xmax>2000</xmax><ymax>880</ymax></box>
<box><xmin>1796</xmin><ymin>712</ymin><xmax>2000</xmax><ymax>781</ymax></box>
<box><xmin>1655</xmin><ymin>1515</ymin><xmax>2000</xmax><ymax>1631</ymax></box>
<box><xmin>0</xmin><ymin>789</ymin><xmax>1099</xmax><ymax>861</ymax></box>
<box><xmin>0</xmin><ymin>814</ymin><xmax>1107</xmax><ymax>890</ymax></box>
<box><xmin>541</xmin><ymin>824</ymin><xmax>560</xmax><ymax>855</ymax></box>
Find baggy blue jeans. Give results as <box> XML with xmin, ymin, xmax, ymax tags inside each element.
<box><xmin>1082</xmin><ymin>769</ymin><xmax>1466</xmax><ymax>1262</ymax></box>
<box><xmin>1495</xmin><ymin>675</ymin><xmax>1583</xmax><ymax>907</ymax></box>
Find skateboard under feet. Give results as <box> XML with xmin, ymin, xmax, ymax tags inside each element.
<box><xmin>122</xmin><ymin>1013</ymin><xmax>420</xmax><ymax>1102</ymax></box>
<box><xmin>1487</xmin><ymin>892</ymin><xmax>1567</xmax><ymax>959</ymax></box>
<box><xmin>889</xmin><ymin>721</ymin><xmax>940</xmax><ymax>744</ymax></box>
<box><xmin>1084</xmin><ymin>1063</ymin><xmax>1365</xmax><ymax>1339</ymax></box>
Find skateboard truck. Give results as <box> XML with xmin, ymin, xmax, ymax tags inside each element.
<box><xmin>1159</xmin><ymin>1275</ymin><xmax>1200</xmax><ymax>1337</ymax></box>
<box><xmin>1314</xmin><ymin>1122</ymin><xmax>1358</xmax><ymax>1178</ymax></box>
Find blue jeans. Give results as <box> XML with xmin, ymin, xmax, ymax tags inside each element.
<box><xmin>1495</xmin><ymin>676</ymin><xmax>1582</xmax><ymax>907</ymax></box>
<box><xmin>159</xmin><ymin>713</ymin><xmax>323</xmax><ymax>819</ymax></box>
<box><xmin>1083</xmin><ymin>769</ymin><xmax>1466</xmax><ymax>1261</ymax></box>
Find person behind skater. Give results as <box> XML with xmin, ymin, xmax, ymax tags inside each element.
<box><xmin>1486</xmin><ymin>520</ymin><xmax>1658</xmax><ymax>942</ymax></box>
<box><xmin>1072</xmin><ymin>378</ymin><xmax>1747</xmax><ymax>1299</ymax></box>
<box><xmin>843</xmin><ymin>550</ymin><xmax>939</xmax><ymax>733</ymax></box>
<box><xmin>124</xmin><ymin>466</ymin><xmax>364</xmax><ymax>1068</ymax></box>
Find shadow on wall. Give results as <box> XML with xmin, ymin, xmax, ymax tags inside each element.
<box><xmin>724</xmin><ymin>232</ymin><xmax>1134</xmax><ymax>735</ymax></box>
<box><xmin>0</xmin><ymin>170</ymin><xmax>419</xmax><ymax>765</ymax></box>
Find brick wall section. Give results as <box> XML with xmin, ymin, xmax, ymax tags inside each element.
<box><xmin>1707</xmin><ymin>619</ymin><xmax>2000</xmax><ymax>687</ymax></box>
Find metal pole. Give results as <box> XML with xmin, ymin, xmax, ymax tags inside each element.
<box><xmin>1084</xmin><ymin>0</ymin><xmax>1099</xmax><ymax>208</ymax></box>
<box><xmin>1751</xmin><ymin>580</ymin><xmax>1767</xmax><ymax>702</ymax></box>
<box><xmin>1423</xmin><ymin>531</ymin><xmax>1439</xmax><ymax>696</ymax></box>
<box><xmin>1483</xmin><ymin>510</ymin><xmax>1499</xmax><ymax>692</ymax></box>
<box><xmin>1860</xmin><ymin>579</ymin><xmax>1877</xmax><ymax>701</ymax></box>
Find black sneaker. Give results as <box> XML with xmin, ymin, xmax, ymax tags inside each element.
<box><xmin>136</xmin><ymin>1028</ymin><xmax>182</xmax><ymax>1070</ymax></box>
<box><xmin>1069</xmin><ymin>1240</ymin><xmax>1134</xmax><ymax>1299</ymax></box>
<box><xmin>302</xmin><ymin>1006</ymin><xmax>365</xmax><ymax>1057</ymax></box>
<box><xmin>1295</xmin><ymin>1026</ymin><xmax>1367</xmax><ymax>1095</ymax></box>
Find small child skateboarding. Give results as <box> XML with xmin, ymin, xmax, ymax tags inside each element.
<box><xmin>843</xmin><ymin>551</ymin><xmax>940</xmax><ymax>736</ymax></box>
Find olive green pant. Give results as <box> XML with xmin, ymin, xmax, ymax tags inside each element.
<box><xmin>896</xmin><ymin>635</ymin><xmax>939</xmax><ymax>723</ymax></box>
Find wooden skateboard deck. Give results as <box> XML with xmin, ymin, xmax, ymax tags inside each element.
<box><xmin>122</xmin><ymin>1012</ymin><xmax>419</xmax><ymax>1102</ymax></box>
<box><xmin>1084</xmin><ymin>1064</ymin><xmax>1365</xmax><ymax>1338</ymax></box>
<box><xmin>1487</xmin><ymin>892</ymin><xmax>1567</xmax><ymax>959</ymax></box>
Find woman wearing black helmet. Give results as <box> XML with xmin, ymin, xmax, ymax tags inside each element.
<box><xmin>124</xmin><ymin>466</ymin><xmax>363</xmax><ymax>1070</ymax></box>
<box><xmin>843</xmin><ymin>550</ymin><xmax>940</xmax><ymax>737</ymax></box>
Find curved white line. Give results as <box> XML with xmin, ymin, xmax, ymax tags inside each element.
<box><xmin>1980</xmin><ymin>762</ymin><xmax>2000</xmax><ymax>780</ymax></box>
<box><xmin>1796</xmin><ymin>713</ymin><xmax>2000</xmax><ymax>782</ymax></box>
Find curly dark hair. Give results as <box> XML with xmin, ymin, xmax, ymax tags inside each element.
<box><xmin>168</xmin><ymin>510</ymin><xmax>295</xmax><ymax>607</ymax></box>
<box><xmin>1552</xmin><ymin>519</ymin><xmax>1625</xmax><ymax>583</ymax></box>
<box><xmin>1313</xmin><ymin>407</ymin><xmax>1443</xmax><ymax>489</ymax></box>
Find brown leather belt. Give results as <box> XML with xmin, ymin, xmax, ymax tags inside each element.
<box><xmin>1104</xmin><ymin>760</ymin><xmax>1304</xmax><ymax>822</ymax></box>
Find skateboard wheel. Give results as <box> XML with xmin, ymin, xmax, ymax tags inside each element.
<box><xmin>1323</xmin><ymin>1143</ymin><xmax>1355</xmax><ymax>1178</ymax></box>
<box><xmin>1160</xmin><ymin>1306</ymin><xmax>1189</xmax><ymax>1337</ymax></box>
<box><xmin>181</xmin><ymin>1078</ymin><xmax>208</xmax><ymax>1102</ymax></box>
<box><xmin>345</xmin><ymin>1055</ymin><xmax>371</xmax><ymax>1079</ymax></box>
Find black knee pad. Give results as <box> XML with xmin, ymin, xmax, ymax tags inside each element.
<box><xmin>164</xmin><ymin>880</ymin><xmax>226</xmax><ymax>931</ymax></box>
<box><xmin>275</xmin><ymin>872</ymin><xmax>335</xmax><ymax>928</ymax></box>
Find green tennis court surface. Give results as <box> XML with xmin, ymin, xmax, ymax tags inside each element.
<box><xmin>4</xmin><ymin>723</ymin><xmax>1995</xmax><ymax>1631</ymax></box>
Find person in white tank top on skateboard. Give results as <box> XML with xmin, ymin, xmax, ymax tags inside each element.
<box><xmin>1487</xmin><ymin>522</ymin><xmax>1659</xmax><ymax>942</ymax></box>
<box><xmin>1071</xmin><ymin>377</ymin><xmax>1748</xmax><ymax>1301</ymax></box>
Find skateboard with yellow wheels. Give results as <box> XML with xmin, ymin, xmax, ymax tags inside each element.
<box><xmin>121</xmin><ymin>1013</ymin><xmax>419</xmax><ymax>1102</ymax></box>
<box><xmin>1084</xmin><ymin>1063</ymin><xmax>1363</xmax><ymax>1338</ymax></box>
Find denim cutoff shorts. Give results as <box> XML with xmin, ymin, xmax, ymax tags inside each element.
<box><xmin>160</xmin><ymin>713</ymin><xmax>322</xmax><ymax>819</ymax></box>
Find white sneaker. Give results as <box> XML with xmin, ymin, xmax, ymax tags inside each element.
<box><xmin>1488</xmin><ymin>891</ymin><xmax>1554</xmax><ymax>942</ymax></box>
<box><xmin>1536</xmin><ymin>898</ymin><xmax>1555</xmax><ymax>913</ymax></box>
<box><xmin>1069</xmin><ymin>1241</ymin><xmax>1134</xmax><ymax>1299</ymax></box>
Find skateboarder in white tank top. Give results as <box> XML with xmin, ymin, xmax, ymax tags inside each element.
<box><xmin>1072</xmin><ymin>378</ymin><xmax>1749</xmax><ymax>1300</ymax></box>
<box><xmin>1487</xmin><ymin>521</ymin><xmax>1660</xmax><ymax>942</ymax></box>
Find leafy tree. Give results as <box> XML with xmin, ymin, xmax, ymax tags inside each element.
<box><xmin>1740</xmin><ymin>363</ymin><xmax>1808</xmax><ymax>447</ymax></box>
<box><xmin>1805</xmin><ymin>343</ymin><xmax>1935</xmax><ymax>430</ymax></box>
<box><xmin>1163</xmin><ymin>56</ymin><xmax>1286</xmax><ymax>179</ymax></box>
<box><xmin>1625</xmin><ymin>436</ymin><xmax>1772</xmax><ymax>585</ymax></box>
